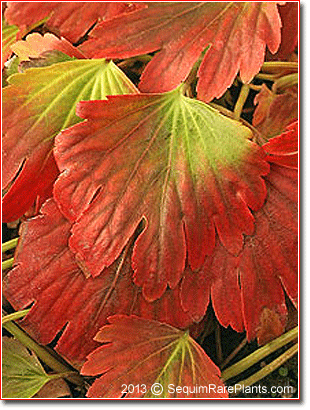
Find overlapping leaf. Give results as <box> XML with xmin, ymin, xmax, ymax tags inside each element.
<box><xmin>2</xmin><ymin>57</ymin><xmax>137</xmax><ymax>222</ymax></box>
<box><xmin>2</xmin><ymin>337</ymin><xmax>53</xmax><ymax>398</ymax></box>
<box><xmin>273</xmin><ymin>2</ymin><xmax>299</xmax><ymax>60</ymax></box>
<box><xmin>3</xmin><ymin>199</ymin><xmax>194</xmax><ymax>365</ymax></box>
<box><xmin>81</xmin><ymin>315</ymin><xmax>227</xmax><ymax>398</ymax></box>
<box><xmin>2</xmin><ymin>19</ymin><xmax>19</xmax><ymax>68</ymax></box>
<box><xmin>263</xmin><ymin>121</ymin><xmax>298</xmax><ymax>169</ymax></box>
<box><xmin>54</xmin><ymin>87</ymin><xmax>269</xmax><ymax>301</ymax></box>
<box><xmin>253</xmin><ymin>83</ymin><xmax>298</xmax><ymax>141</ymax></box>
<box><xmin>11</xmin><ymin>32</ymin><xmax>86</xmax><ymax>61</ymax></box>
<box><xmin>81</xmin><ymin>2</ymin><xmax>282</xmax><ymax>102</ymax></box>
<box><xmin>4</xmin><ymin>2</ymin><xmax>143</xmax><ymax>44</ymax></box>
<box><xmin>180</xmin><ymin>159</ymin><xmax>298</xmax><ymax>343</ymax></box>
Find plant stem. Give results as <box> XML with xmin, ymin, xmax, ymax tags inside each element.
<box><xmin>2</xmin><ymin>257</ymin><xmax>14</xmax><ymax>271</ymax></box>
<box><xmin>221</xmin><ymin>337</ymin><xmax>247</xmax><ymax>369</ymax></box>
<box><xmin>248</xmin><ymin>84</ymin><xmax>263</xmax><ymax>92</ymax></box>
<box><xmin>255</xmin><ymin>73</ymin><xmax>279</xmax><ymax>82</ymax></box>
<box><xmin>222</xmin><ymin>326</ymin><xmax>298</xmax><ymax>381</ymax></box>
<box><xmin>3</xmin><ymin>321</ymin><xmax>84</xmax><ymax>387</ymax></box>
<box><xmin>273</xmin><ymin>73</ymin><xmax>298</xmax><ymax>93</ymax></box>
<box><xmin>2</xmin><ymin>237</ymin><xmax>19</xmax><ymax>253</ymax></box>
<box><xmin>233</xmin><ymin>84</ymin><xmax>250</xmax><ymax>120</ymax></box>
<box><xmin>2</xmin><ymin>309</ymin><xmax>31</xmax><ymax>324</ymax></box>
<box><xmin>261</xmin><ymin>61</ymin><xmax>298</xmax><ymax>73</ymax></box>
<box><xmin>230</xmin><ymin>343</ymin><xmax>298</xmax><ymax>396</ymax></box>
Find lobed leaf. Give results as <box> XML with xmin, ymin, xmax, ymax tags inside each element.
<box><xmin>81</xmin><ymin>315</ymin><xmax>227</xmax><ymax>398</ymax></box>
<box><xmin>2</xmin><ymin>337</ymin><xmax>52</xmax><ymax>398</ymax></box>
<box><xmin>81</xmin><ymin>2</ymin><xmax>282</xmax><ymax>102</ymax></box>
<box><xmin>54</xmin><ymin>86</ymin><xmax>269</xmax><ymax>300</ymax></box>
<box><xmin>3</xmin><ymin>199</ymin><xmax>194</xmax><ymax>365</ymax></box>
<box><xmin>2</xmin><ymin>18</ymin><xmax>19</xmax><ymax>68</ymax></box>
<box><xmin>2</xmin><ymin>57</ymin><xmax>137</xmax><ymax>222</ymax></box>
<box><xmin>4</xmin><ymin>2</ymin><xmax>143</xmax><ymax>44</ymax></box>
<box><xmin>181</xmin><ymin>162</ymin><xmax>298</xmax><ymax>343</ymax></box>
<box><xmin>11</xmin><ymin>32</ymin><xmax>86</xmax><ymax>61</ymax></box>
<box><xmin>273</xmin><ymin>2</ymin><xmax>299</xmax><ymax>60</ymax></box>
<box><xmin>263</xmin><ymin>120</ymin><xmax>298</xmax><ymax>169</ymax></box>
<box><xmin>253</xmin><ymin>83</ymin><xmax>298</xmax><ymax>142</ymax></box>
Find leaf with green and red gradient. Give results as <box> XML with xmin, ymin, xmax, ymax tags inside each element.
<box><xmin>253</xmin><ymin>84</ymin><xmax>298</xmax><ymax>141</ymax></box>
<box><xmin>80</xmin><ymin>2</ymin><xmax>282</xmax><ymax>102</ymax></box>
<box><xmin>2</xmin><ymin>19</ymin><xmax>19</xmax><ymax>68</ymax></box>
<box><xmin>263</xmin><ymin>121</ymin><xmax>298</xmax><ymax>169</ymax></box>
<box><xmin>3</xmin><ymin>199</ymin><xmax>193</xmax><ymax>365</ymax></box>
<box><xmin>11</xmin><ymin>32</ymin><xmax>86</xmax><ymax>62</ymax></box>
<box><xmin>181</xmin><ymin>161</ymin><xmax>298</xmax><ymax>344</ymax></box>
<box><xmin>81</xmin><ymin>315</ymin><xmax>227</xmax><ymax>398</ymax></box>
<box><xmin>53</xmin><ymin>86</ymin><xmax>269</xmax><ymax>301</ymax></box>
<box><xmin>4</xmin><ymin>2</ymin><xmax>143</xmax><ymax>44</ymax></box>
<box><xmin>2</xmin><ymin>58</ymin><xmax>137</xmax><ymax>222</ymax></box>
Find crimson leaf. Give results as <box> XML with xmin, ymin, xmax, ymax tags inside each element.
<box><xmin>81</xmin><ymin>2</ymin><xmax>282</xmax><ymax>102</ymax></box>
<box><xmin>263</xmin><ymin>121</ymin><xmax>298</xmax><ymax>169</ymax></box>
<box><xmin>4</xmin><ymin>2</ymin><xmax>143</xmax><ymax>44</ymax></box>
<box><xmin>180</xmin><ymin>161</ymin><xmax>298</xmax><ymax>343</ymax></box>
<box><xmin>3</xmin><ymin>199</ymin><xmax>194</xmax><ymax>365</ymax></box>
<box><xmin>54</xmin><ymin>86</ymin><xmax>269</xmax><ymax>301</ymax></box>
<box><xmin>81</xmin><ymin>315</ymin><xmax>227</xmax><ymax>398</ymax></box>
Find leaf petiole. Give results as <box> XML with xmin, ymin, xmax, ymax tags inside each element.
<box><xmin>2</xmin><ymin>257</ymin><xmax>14</xmax><ymax>271</ymax></box>
<box><xmin>2</xmin><ymin>308</ymin><xmax>31</xmax><ymax>324</ymax></box>
<box><xmin>3</xmin><ymin>321</ymin><xmax>84</xmax><ymax>387</ymax></box>
<box><xmin>2</xmin><ymin>237</ymin><xmax>19</xmax><ymax>253</ymax></box>
<box><xmin>229</xmin><ymin>343</ymin><xmax>298</xmax><ymax>396</ymax></box>
<box><xmin>233</xmin><ymin>84</ymin><xmax>250</xmax><ymax>120</ymax></box>
<box><xmin>222</xmin><ymin>326</ymin><xmax>298</xmax><ymax>381</ymax></box>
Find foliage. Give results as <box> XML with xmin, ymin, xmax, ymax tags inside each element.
<box><xmin>2</xmin><ymin>1</ymin><xmax>298</xmax><ymax>399</ymax></box>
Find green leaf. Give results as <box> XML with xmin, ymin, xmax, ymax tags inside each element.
<box><xmin>2</xmin><ymin>337</ymin><xmax>52</xmax><ymax>398</ymax></box>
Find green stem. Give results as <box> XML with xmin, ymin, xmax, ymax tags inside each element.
<box><xmin>233</xmin><ymin>84</ymin><xmax>250</xmax><ymax>120</ymax></box>
<box><xmin>3</xmin><ymin>321</ymin><xmax>84</xmax><ymax>387</ymax></box>
<box><xmin>255</xmin><ymin>73</ymin><xmax>279</xmax><ymax>82</ymax></box>
<box><xmin>248</xmin><ymin>84</ymin><xmax>263</xmax><ymax>92</ymax></box>
<box><xmin>47</xmin><ymin>371</ymin><xmax>79</xmax><ymax>381</ymax></box>
<box><xmin>2</xmin><ymin>309</ymin><xmax>31</xmax><ymax>324</ymax></box>
<box><xmin>262</xmin><ymin>61</ymin><xmax>298</xmax><ymax>73</ymax></box>
<box><xmin>222</xmin><ymin>326</ymin><xmax>298</xmax><ymax>381</ymax></box>
<box><xmin>230</xmin><ymin>343</ymin><xmax>298</xmax><ymax>396</ymax></box>
<box><xmin>273</xmin><ymin>73</ymin><xmax>298</xmax><ymax>93</ymax></box>
<box><xmin>2</xmin><ymin>237</ymin><xmax>19</xmax><ymax>253</ymax></box>
<box><xmin>2</xmin><ymin>257</ymin><xmax>14</xmax><ymax>271</ymax></box>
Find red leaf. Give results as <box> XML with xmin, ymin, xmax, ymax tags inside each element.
<box><xmin>81</xmin><ymin>2</ymin><xmax>282</xmax><ymax>102</ymax></box>
<box><xmin>5</xmin><ymin>2</ymin><xmax>143</xmax><ymax>44</ymax></box>
<box><xmin>81</xmin><ymin>315</ymin><xmax>227</xmax><ymax>398</ymax></box>
<box><xmin>274</xmin><ymin>2</ymin><xmax>299</xmax><ymax>60</ymax></box>
<box><xmin>253</xmin><ymin>84</ymin><xmax>298</xmax><ymax>141</ymax></box>
<box><xmin>3</xmin><ymin>200</ymin><xmax>194</xmax><ymax>365</ymax></box>
<box><xmin>2</xmin><ymin>147</ymin><xmax>58</xmax><ymax>222</ymax></box>
<box><xmin>263</xmin><ymin>120</ymin><xmax>298</xmax><ymax>169</ymax></box>
<box><xmin>54</xmin><ymin>88</ymin><xmax>269</xmax><ymax>301</ymax></box>
<box><xmin>181</xmin><ymin>163</ymin><xmax>298</xmax><ymax>341</ymax></box>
